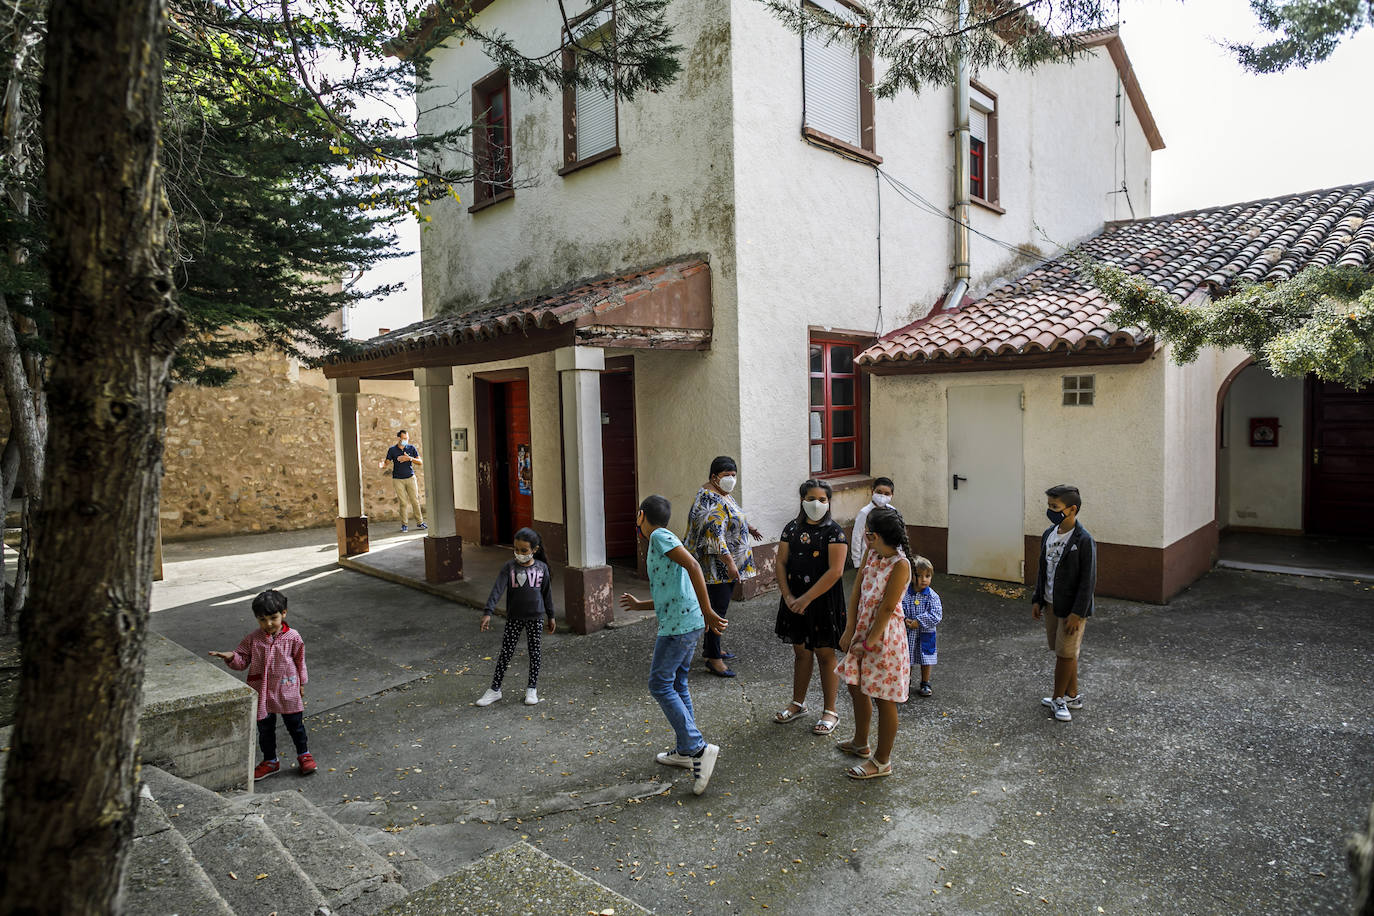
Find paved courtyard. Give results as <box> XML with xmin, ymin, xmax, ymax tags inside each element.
<box><xmin>152</xmin><ymin>528</ymin><xmax>1374</xmax><ymax>915</ymax></box>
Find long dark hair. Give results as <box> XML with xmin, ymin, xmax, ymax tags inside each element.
<box><xmin>865</xmin><ymin>506</ymin><xmax>914</xmax><ymax>577</ymax></box>
<box><xmin>793</xmin><ymin>478</ymin><xmax>834</xmax><ymax>528</ymax></box>
<box><xmin>512</xmin><ymin>527</ymin><xmax>549</xmax><ymax>564</ymax></box>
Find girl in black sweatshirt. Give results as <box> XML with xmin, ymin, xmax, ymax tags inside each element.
<box><xmin>476</xmin><ymin>527</ymin><xmax>557</xmax><ymax>707</ymax></box>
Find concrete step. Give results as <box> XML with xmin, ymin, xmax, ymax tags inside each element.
<box><xmin>142</xmin><ymin>767</ymin><xmax>330</xmax><ymax>916</ymax></box>
<box><xmin>232</xmin><ymin>791</ymin><xmax>407</xmax><ymax>916</ymax></box>
<box><xmin>344</xmin><ymin>824</ymin><xmax>441</xmax><ymax>893</ymax></box>
<box><xmin>377</xmin><ymin>841</ymin><xmax>650</xmax><ymax>916</ymax></box>
<box><xmin>125</xmin><ymin>785</ymin><xmax>235</xmax><ymax>916</ymax></box>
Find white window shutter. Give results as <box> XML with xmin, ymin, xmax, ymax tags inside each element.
<box><xmin>576</xmin><ymin>75</ymin><xmax>616</xmax><ymax>158</ymax></box>
<box><xmin>572</xmin><ymin>11</ymin><xmax>617</xmax><ymax>160</ymax></box>
<box><xmin>970</xmin><ymin>107</ymin><xmax>987</xmax><ymax>144</ymax></box>
<box><xmin>803</xmin><ymin>0</ymin><xmax>862</xmax><ymax>147</ymax></box>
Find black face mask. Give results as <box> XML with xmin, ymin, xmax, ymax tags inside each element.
<box><xmin>1046</xmin><ymin>508</ymin><xmax>1067</xmax><ymax>525</ymax></box>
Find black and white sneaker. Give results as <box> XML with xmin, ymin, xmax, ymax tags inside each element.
<box><xmin>655</xmin><ymin>750</ymin><xmax>693</xmax><ymax>769</ymax></box>
<box><xmin>691</xmin><ymin>744</ymin><xmax>720</xmax><ymax>795</ymax></box>
<box><xmin>1041</xmin><ymin>694</ymin><xmax>1084</xmax><ymax>710</ymax></box>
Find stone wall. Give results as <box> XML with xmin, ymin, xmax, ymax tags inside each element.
<box><xmin>162</xmin><ymin>350</ymin><xmax>425</xmax><ymax>540</ymax></box>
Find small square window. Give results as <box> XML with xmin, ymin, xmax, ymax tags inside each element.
<box><xmin>1062</xmin><ymin>375</ymin><xmax>1095</xmax><ymax>406</ymax></box>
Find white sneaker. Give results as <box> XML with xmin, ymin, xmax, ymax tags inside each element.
<box><xmin>1051</xmin><ymin>697</ymin><xmax>1072</xmax><ymax>722</ymax></box>
<box><xmin>523</xmin><ymin>688</ymin><xmax>540</xmax><ymax>706</ymax></box>
<box><xmin>692</xmin><ymin>744</ymin><xmax>720</xmax><ymax>795</ymax></box>
<box><xmin>656</xmin><ymin>750</ymin><xmax>694</xmax><ymax>769</ymax></box>
<box><xmin>475</xmin><ymin>688</ymin><xmax>502</xmax><ymax>707</ymax></box>
<box><xmin>1041</xmin><ymin>694</ymin><xmax>1084</xmax><ymax>710</ymax></box>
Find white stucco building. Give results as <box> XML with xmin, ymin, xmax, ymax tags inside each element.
<box><xmin>322</xmin><ymin>0</ymin><xmax>1373</xmax><ymax>628</ymax></box>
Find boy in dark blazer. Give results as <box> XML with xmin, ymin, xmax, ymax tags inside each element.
<box><xmin>1031</xmin><ymin>484</ymin><xmax>1096</xmax><ymax>722</ymax></box>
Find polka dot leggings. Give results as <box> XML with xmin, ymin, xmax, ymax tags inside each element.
<box><xmin>490</xmin><ymin>618</ymin><xmax>543</xmax><ymax>691</ymax></box>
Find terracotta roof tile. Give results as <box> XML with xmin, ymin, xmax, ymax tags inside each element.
<box><xmin>331</xmin><ymin>257</ymin><xmax>708</xmax><ymax>365</ymax></box>
<box><xmin>859</xmin><ymin>181</ymin><xmax>1374</xmax><ymax>369</ymax></box>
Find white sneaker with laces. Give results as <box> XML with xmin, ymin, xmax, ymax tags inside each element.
<box><xmin>1051</xmin><ymin>697</ymin><xmax>1072</xmax><ymax>722</ymax></box>
<box><xmin>692</xmin><ymin>744</ymin><xmax>720</xmax><ymax>795</ymax></box>
<box><xmin>475</xmin><ymin>688</ymin><xmax>502</xmax><ymax>707</ymax></box>
<box><xmin>655</xmin><ymin>750</ymin><xmax>694</xmax><ymax>769</ymax></box>
<box><xmin>1042</xmin><ymin>694</ymin><xmax>1084</xmax><ymax>710</ymax></box>
<box><xmin>524</xmin><ymin>688</ymin><xmax>540</xmax><ymax>706</ymax></box>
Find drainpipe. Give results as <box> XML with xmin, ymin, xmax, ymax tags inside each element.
<box><xmin>947</xmin><ymin>0</ymin><xmax>971</xmax><ymax>310</ymax></box>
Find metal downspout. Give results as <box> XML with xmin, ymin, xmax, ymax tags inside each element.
<box><xmin>948</xmin><ymin>0</ymin><xmax>971</xmax><ymax>308</ymax></box>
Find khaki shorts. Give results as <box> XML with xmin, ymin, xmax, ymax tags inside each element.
<box><xmin>1045</xmin><ymin>612</ymin><xmax>1086</xmax><ymax>659</ymax></box>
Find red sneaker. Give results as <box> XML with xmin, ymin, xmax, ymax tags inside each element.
<box><xmin>297</xmin><ymin>753</ymin><xmax>317</xmax><ymax>776</ymax></box>
<box><xmin>253</xmin><ymin>760</ymin><xmax>281</xmax><ymax>781</ymax></box>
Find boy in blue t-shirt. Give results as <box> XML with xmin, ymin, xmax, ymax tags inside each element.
<box><xmin>619</xmin><ymin>494</ymin><xmax>728</xmax><ymax>795</ymax></box>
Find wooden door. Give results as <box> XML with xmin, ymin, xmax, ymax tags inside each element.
<box><xmin>1306</xmin><ymin>378</ymin><xmax>1374</xmax><ymax>535</ymax></box>
<box><xmin>502</xmin><ymin>380</ymin><xmax>535</xmax><ymax>538</ymax></box>
<box><xmin>600</xmin><ymin>368</ymin><xmax>639</xmax><ymax>564</ymax></box>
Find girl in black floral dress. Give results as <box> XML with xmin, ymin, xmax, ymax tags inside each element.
<box><xmin>773</xmin><ymin>479</ymin><xmax>849</xmax><ymax>736</ymax></box>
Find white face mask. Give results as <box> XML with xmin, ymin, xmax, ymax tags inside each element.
<box><xmin>871</xmin><ymin>493</ymin><xmax>891</xmax><ymax>508</ymax></box>
<box><xmin>717</xmin><ymin>475</ymin><xmax>737</xmax><ymax>494</ymax></box>
<box><xmin>802</xmin><ymin>499</ymin><xmax>828</xmax><ymax>521</ymax></box>
<box><xmin>514</xmin><ymin>551</ymin><xmax>534</xmax><ymax>565</ymax></box>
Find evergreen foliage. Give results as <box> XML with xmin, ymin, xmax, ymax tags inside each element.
<box><xmin>1080</xmin><ymin>258</ymin><xmax>1374</xmax><ymax>389</ymax></box>
<box><xmin>1227</xmin><ymin>0</ymin><xmax>1372</xmax><ymax>72</ymax></box>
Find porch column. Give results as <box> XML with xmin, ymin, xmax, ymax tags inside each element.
<box><xmin>329</xmin><ymin>377</ymin><xmax>368</xmax><ymax>557</ymax></box>
<box><xmin>556</xmin><ymin>345</ymin><xmax>612</xmax><ymax>633</ymax></box>
<box><xmin>415</xmin><ymin>367</ymin><xmax>462</xmax><ymax>582</ymax></box>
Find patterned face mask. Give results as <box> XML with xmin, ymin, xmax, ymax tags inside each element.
<box><xmin>514</xmin><ymin>551</ymin><xmax>534</xmax><ymax>565</ymax></box>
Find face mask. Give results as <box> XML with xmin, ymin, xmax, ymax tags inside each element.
<box><xmin>398</xmin><ymin>441</ymin><xmax>408</xmax><ymax>448</ymax></box>
<box><xmin>871</xmin><ymin>493</ymin><xmax>891</xmax><ymax>508</ymax></box>
<box><xmin>802</xmin><ymin>499</ymin><xmax>828</xmax><ymax>521</ymax></box>
<box><xmin>717</xmin><ymin>475</ymin><xmax>737</xmax><ymax>494</ymax></box>
<box><xmin>514</xmin><ymin>551</ymin><xmax>534</xmax><ymax>565</ymax></box>
<box><xmin>1046</xmin><ymin>508</ymin><xmax>1067</xmax><ymax>525</ymax></box>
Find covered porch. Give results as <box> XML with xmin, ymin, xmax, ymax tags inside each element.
<box><xmin>323</xmin><ymin>258</ymin><xmax>712</xmax><ymax>633</ymax></box>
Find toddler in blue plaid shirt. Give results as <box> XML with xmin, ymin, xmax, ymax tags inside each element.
<box><xmin>901</xmin><ymin>556</ymin><xmax>942</xmax><ymax>698</ymax></box>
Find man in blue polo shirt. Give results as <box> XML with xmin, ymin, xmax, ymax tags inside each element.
<box><xmin>378</xmin><ymin>429</ymin><xmax>426</xmax><ymax>532</ymax></box>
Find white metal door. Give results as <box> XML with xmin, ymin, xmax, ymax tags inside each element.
<box><xmin>947</xmin><ymin>385</ymin><xmax>1024</xmax><ymax>581</ymax></box>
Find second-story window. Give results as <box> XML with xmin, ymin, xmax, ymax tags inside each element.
<box><xmin>471</xmin><ymin>69</ymin><xmax>513</xmax><ymax>209</ymax></box>
<box><xmin>969</xmin><ymin>81</ymin><xmax>999</xmax><ymax>207</ymax></box>
<box><xmin>801</xmin><ymin>0</ymin><xmax>877</xmax><ymax>161</ymax></box>
<box><xmin>562</xmin><ymin>6</ymin><xmax>619</xmax><ymax>173</ymax></box>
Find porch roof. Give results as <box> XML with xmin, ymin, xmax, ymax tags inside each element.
<box><xmin>324</xmin><ymin>257</ymin><xmax>712</xmax><ymax>379</ymax></box>
<box><xmin>860</xmin><ymin>180</ymin><xmax>1374</xmax><ymax>375</ymax></box>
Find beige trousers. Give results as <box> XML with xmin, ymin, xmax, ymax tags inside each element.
<box><xmin>392</xmin><ymin>476</ymin><xmax>423</xmax><ymax>526</ymax></box>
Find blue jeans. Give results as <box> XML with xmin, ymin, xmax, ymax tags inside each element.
<box><xmin>649</xmin><ymin>629</ymin><xmax>706</xmax><ymax>756</ymax></box>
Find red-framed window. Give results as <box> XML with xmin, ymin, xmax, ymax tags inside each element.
<box><xmin>970</xmin><ymin>136</ymin><xmax>985</xmax><ymax>200</ymax></box>
<box><xmin>472</xmin><ymin>70</ymin><xmax>513</xmax><ymax>204</ymax></box>
<box><xmin>809</xmin><ymin>338</ymin><xmax>863</xmax><ymax>476</ymax></box>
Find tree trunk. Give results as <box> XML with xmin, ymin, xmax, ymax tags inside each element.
<box><xmin>0</xmin><ymin>0</ymin><xmax>184</xmax><ymax>911</ymax></box>
<box><xmin>1354</xmin><ymin>798</ymin><xmax>1374</xmax><ymax>916</ymax></box>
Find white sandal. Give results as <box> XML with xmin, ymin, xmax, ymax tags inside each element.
<box><xmin>773</xmin><ymin>701</ymin><xmax>808</xmax><ymax>723</ymax></box>
<box><xmin>812</xmin><ymin>710</ymin><xmax>840</xmax><ymax>735</ymax></box>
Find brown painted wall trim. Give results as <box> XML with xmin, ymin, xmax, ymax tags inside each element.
<box><xmin>455</xmin><ymin>508</ymin><xmax>481</xmax><ymax>543</ymax></box>
<box><xmin>534</xmin><ymin>519</ymin><xmax>570</xmax><ymax>564</ymax></box>
<box><xmin>1021</xmin><ymin>520</ymin><xmax>1218</xmax><ymax>605</ymax></box>
<box><xmin>1162</xmin><ymin>521</ymin><xmax>1217</xmax><ymax>601</ymax></box>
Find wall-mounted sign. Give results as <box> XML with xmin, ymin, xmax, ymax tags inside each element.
<box><xmin>517</xmin><ymin>443</ymin><xmax>532</xmax><ymax>495</ymax></box>
<box><xmin>1249</xmin><ymin>417</ymin><xmax>1279</xmax><ymax>448</ymax></box>
<box><xmin>452</xmin><ymin>428</ymin><xmax>468</xmax><ymax>452</ymax></box>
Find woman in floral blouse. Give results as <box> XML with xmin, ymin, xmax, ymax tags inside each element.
<box><xmin>685</xmin><ymin>455</ymin><xmax>760</xmax><ymax>676</ymax></box>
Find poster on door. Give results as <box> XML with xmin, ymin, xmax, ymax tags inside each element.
<box><xmin>517</xmin><ymin>443</ymin><xmax>532</xmax><ymax>495</ymax></box>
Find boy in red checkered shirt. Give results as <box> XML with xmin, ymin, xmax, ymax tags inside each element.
<box><xmin>209</xmin><ymin>589</ymin><xmax>314</xmax><ymax>779</ymax></box>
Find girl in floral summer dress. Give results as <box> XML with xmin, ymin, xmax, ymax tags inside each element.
<box><xmin>835</xmin><ymin>506</ymin><xmax>913</xmax><ymax>779</ymax></box>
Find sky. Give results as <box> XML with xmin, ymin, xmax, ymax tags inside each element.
<box><xmin>345</xmin><ymin>0</ymin><xmax>1374</xmax><ymax>338</ymax></box>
